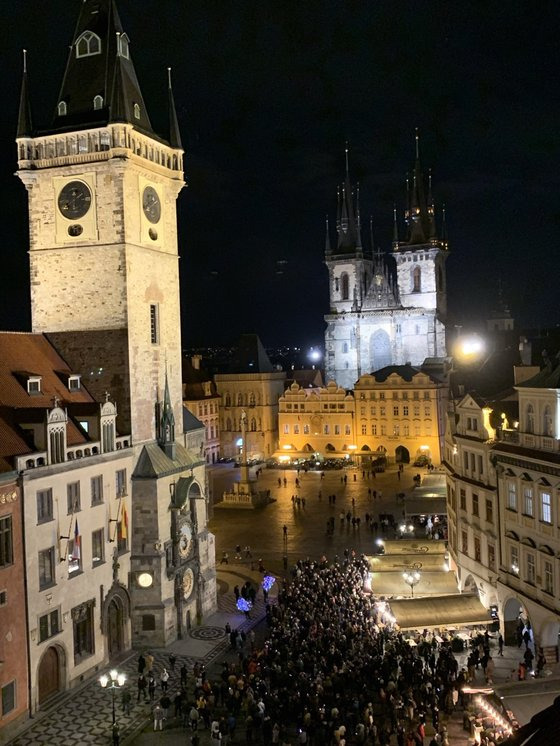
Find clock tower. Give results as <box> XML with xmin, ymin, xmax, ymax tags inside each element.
<box><xmin>16</xmin><ymin>0</ymin><xmax>184</xmax><ymax>443</ymax></box>
<box><xmin>17</xmin><ymin>0</ymin><xmax>217</xmax><ymax>644</ymax></box>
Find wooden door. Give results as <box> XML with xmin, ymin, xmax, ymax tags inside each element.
<box><xmin>108</xmin><ymin>599</ymin><xmax>123</xmax><ymax>657</ymax></box>
<box><xmin>38</xmin><ymin>646</ymin><xmax>59</xmax><ymax>704</ymax></box>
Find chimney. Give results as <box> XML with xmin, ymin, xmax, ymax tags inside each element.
<box><xmin>518</xmin><ymin>337</ymin><xmax>532</xmax><ymax>367</ymax></box>
<box><xmin>191</xmin><ymin>354</ymin><xmax>202</xmax><ymax>370</ymax></box>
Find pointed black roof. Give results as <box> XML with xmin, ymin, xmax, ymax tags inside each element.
<box><xmin>47</xmin><ymin>0</ymin><xmax>154</xmax><ymax>137</ymax></box>
<box><xmin>230</xmin><ymin>334</ymin><xmax>274</xmax><ymax>374</ymax></box>
<box><xmin>328</xmin><ymin>148</ymin><xmax>362</xmax><ymax>257</ymax></box>
<box><xmin>167</xmin><ymin>68</ymin><xmax>183</xmax><ymax>150</ymax></box>
<box><xmin>17</xmin><ymin>50</ymin><xmax>33</xmax><ymax>138</ymax></box>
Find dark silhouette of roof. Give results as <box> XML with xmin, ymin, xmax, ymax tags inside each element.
<box><xmin>229</xmin><ymin>334</ymin><xmax>274</xmax><ymax>374</ymax></box>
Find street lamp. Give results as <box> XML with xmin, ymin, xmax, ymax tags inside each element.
<box><xmin>100</xmin><ymin>669</ymin><xmax>126</xmax><ymax>744</ymax></box>
<box><xmin>403</xmin><ymin>570</ymin><xmax>421</xmax><ymax>597</ymax></box>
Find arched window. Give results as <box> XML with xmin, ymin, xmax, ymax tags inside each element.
<box><xmin>543</xmin><ymin>405</ymin><xmax>553</xmax><ymax>436</ymax></box>
<box><xmin>438</xmin><ymin>265</ymin><xmax>443</xmax><ymax>290</ymax></box>
<box><xmin>341</xmin><ymin>273</ymin><xmax>349</xmax><ymax>300</ymax></box>
<box><xmin>133</xmin><ymin>103</ymin><xmax>141</xmax><ymax>120</ymax></box>
<box><xmin>57</xmin><ymin>101</ymin><xmax>67</xmax><ymax>116</ymax></box>
<box><xmin>412</xmin><ymin>266</ymin><xmax>421</xmax><ymax>292</ymax></box>
<box><xmin>76</xmin><ymin>30</ymin><xmax>101</xmax><ymax>58</ymax></box>
<box><xmin>248</xmin><ymin>392</ymin><xmax>256</xmax><ymax>406</ymax></box>
<box><xmin>118</xmin><ymin>33</ymin><xmax>130</xmax><ymax>59</ymax></box>
<box><xmin>226</xmin><ymin>418</ymin><xmax>232</xmax><ymax>431</ymax></box>
<box><xmin>526</xmin><ymin>404</ymin><xmax>535</xmax><ymax>434</ymax></box>
<box><xmin>250</xmin><ymin>418</ymin><xmax>257</xmax><ymax>432</ymax></box>
<box><xmin>342</xmin><ymin>342</ymin><xmax>348</xmax><ymax>354</ymax></box>
<box><xmin>224</xmin><ymin>393</ymin><xmax>231</xmax><ymax>407</ymax></box>
<box><xmin>93</xmin><ymin>95</ymin><xmax>103</xmax><ymax>110</ymax></box>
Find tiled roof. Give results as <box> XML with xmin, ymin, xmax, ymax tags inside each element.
<box><xmin>0</xmin><ymin>332</ymin><xmax>94</xmax><ymax>408</ymax></box>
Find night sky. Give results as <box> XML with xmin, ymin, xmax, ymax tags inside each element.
<box><xmin>2</xmin><ymin>1</ymin><xmax>559</xmax><ymax>349</ymax></box>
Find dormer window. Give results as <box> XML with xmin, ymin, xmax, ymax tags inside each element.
<box><xmin>27</xmin><ymin>376</ymin><xmax>42</xmax><ymax>395</ymax></box>
<box><xmin>75</xmin><ymin>30</ymin><xmax>101</xmax><ymax>58</ymax></box>
<box><xmin>68</xmin><ymin>375</ymin><xmax>81</xmax><ymax>392</ymax></box>
<box><xmin>58</xmin><ymin>101</ymin><xmax>67</xmax><ymax>116</ymax></box>
<box><xmin>133</xmin><ymin>103</ymin><xmax>141</xmax><ymax>120</ymax></box>
<box><xmin>118</xmin><ymin>33</ymin><xmax>130</xmax><ymax>59</ymax></box>
<box><xmin>93</xmin><ymin>95</ymin><xmax>103</xmax><ymax>111</ymax></box>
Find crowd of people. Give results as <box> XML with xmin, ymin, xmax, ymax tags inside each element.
<box><xmin>145</xmin><ymin>554</ymin><xmax>483</xmax><ymax>744</ymax></box>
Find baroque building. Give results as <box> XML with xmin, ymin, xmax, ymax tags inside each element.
<box><xmin>15</xmin><ymin>0</ymin><xmax>215</xmax><ymax>666</ymax></box>
<box><xmin>324</xmin><ymin>139</ymin><xmax>448</xmax><ymax>389</ymax></box>
<box><xmin>183</xmin><ymin>355</ymin><xmax>221</xmax><ymax>464</ymax></box>
<box><xmin>278</xmin><ymin>364</ymin><xmax>447</xmax><ymax>465</ymax></box>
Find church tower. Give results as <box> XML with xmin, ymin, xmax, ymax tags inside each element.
<box><xmin>16</xmin><ymin>0</ymin><xmax>216</xmax><ymax>645</ymax></box>
<box><xmin>16</xmin><ymin>0</ymin><xmax>184</xmax><ymax>443</ymax></box>
<box><xmin>324</xmin><ymin>135</ymin><xmax>448</xmax><ymax>388</ymax></box>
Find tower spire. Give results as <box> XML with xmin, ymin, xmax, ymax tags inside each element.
<box><xmin>167</xmin><ymin>67</ymin><xmax>183</xmax><ymax>150</ymax></box>
<box><xmin>392</xmin><ymin>203</ymin><xmax>399</xmax><ymax>248</ymax></box>
<box><xmin>17</xmin><ymin>49</ymin><xmax>33</xmax><ymax>138</ymax></box>
<box><xmin>159</xmin><ymin>368</ymin><xmax>176</xmax><ymax>459</ymax></box>
<box><xmin>345</xmin><ymin>140</ymin><xmax>349</xmax><ymax>180</ymax></box>
<box><xmin>325</xmin><ymin>215</ymin><xmax>332</xmax><ymax>255</ymax></box>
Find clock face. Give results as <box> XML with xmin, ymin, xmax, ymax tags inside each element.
<box><xmin>142</xmin><ymin>186</ymin><xmax>161</xmax><ymax>224</ymax></box>
<box><xmin>178</xmin><ymin>522</ymin><xmax>193</xmax><ymax>559</ymax></box>
<box><xmin>58</xmin><ymin>181</ymin><xmax>92</xmax><ymax>220</ymax></box>
<box><xmin>182</xmin><ymin>568</ymin><xmax>194</xmax><ymax>600</ymax></box>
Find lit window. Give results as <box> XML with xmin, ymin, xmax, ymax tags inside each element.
<box><xmin>526</xmin><ymin>553</ymin><xmax>535</xmax><ymax>584</ymax></box>
<box><xmin>344</xmin><ymin>425</ymin><xmax>351</xmax><ymax>435</ymax></box>
<box><xmin>371</xmin><ymin>424</ymin><xmax>377</xmax><ymax>435</ymax></box>
<box><xmin>362</xmin><ymin>425</ymin><xmax>367</xmax><ymax>435</ymax></box>
<box><xmin>93</xmin><ymin>95</ymin><xmax>103</xmax><ymax>110</ymax></box>
<box><xmin>511</xmin><ymin>545</ymin><xmax>519</xmax><ymax>573</ymax></box>
<box><xmin>507</xmin><ymin>482</ymin><xmax>517</xmax><ymax>510</ymax></box>
<box><xmin>68</xmin><ymin>375</ymin><xmax>81</xmax><ymax>391</ymax></box>
<box><xmin>523</xmin><ymin>487</ymin><xmax>534</xmax><ymax>517</ymax></box>
<box><xmin>58</xmin><ymin>101</ymin><xmax>67</xmax><ymax>116</ymax></box>
<box><xmin>488</xmin><ymin>544</ymin><xmax>496</xmax><ymax>571</ymax></box>
<box><xmin>303</xmin><ymin>424</ymin><xmax>310</xmax><ymax>434</ymax></box>
<box><xmin>118</xmin><ymin>33</ymin><xmax>130</xmax><ymax>58</ymax></box>
<box><xmin>540</xmin><ymin>492</ymin><xmax>552</xmax><ymax>524</ymax></box>
<box><xmin>133</xmin><ymin>103</ymin><xmax>141</xmax><ymax>120</ymax></box>
<box><xmin>75</xmin><ymin>30</ymin><xmax>101</xmax><ymax>58</ymax></box>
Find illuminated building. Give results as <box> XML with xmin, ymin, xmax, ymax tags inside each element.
<box><xmin>324</xmin><ymin>137</ymin><xmax>448</xmax><ymax>389</ymax></box>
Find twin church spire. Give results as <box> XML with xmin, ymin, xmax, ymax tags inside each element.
<box><xmin>17</xmin><ymin>0</ymin><xmax>182</xmax><ymax>149</ymax></box>
<box><xmin>325</xmin><ymin>133</ymin><xmax>448</xmax><ymax>258</ymax></box>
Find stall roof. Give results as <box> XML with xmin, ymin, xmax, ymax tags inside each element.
<box><xmin>404</xmin><ymin>497</ymin><xmax>447</xmax><ymax>516</ymax></box>
<box><xmin>388</xmin><ymin>593</ymin><xmax>493</xmax><ymax>630</ymax></box>
<box><xmin>372</xmin><ymin>571</ymin><xmax>458</xmax><ymax>597</ymax></box>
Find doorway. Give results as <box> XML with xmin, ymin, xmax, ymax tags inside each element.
<box><xmin>38</xmin><ymin>646</ymin><xmax>60</xmax><ymax>704</ymax></box>
<box><xmin>107</xmin><ymin>598</ymin><xmax>124</xmax><ymax>657</ymax></box>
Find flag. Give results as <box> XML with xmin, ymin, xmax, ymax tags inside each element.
<box><xmin>71</xmin><ymin>519</ymin><xmax>81</xmax><ymax>561</ymax></box>
<box><xmin>121</xmin><ymin>505</ymin><xmax>128</xmax><ymax>541</ymax></box>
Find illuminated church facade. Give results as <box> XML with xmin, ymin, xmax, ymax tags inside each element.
<box><xmin>324</xmin><ymin>139</ymin><xmax>449</xmax><ymax>389</ymax></box>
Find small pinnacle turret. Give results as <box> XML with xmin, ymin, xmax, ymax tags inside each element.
<box><xmin>17</xmin><ymin>49</ymin><xmax>33</xmax><ymax>138</ymax></box>
<box><xmin>167</xmin><ymin>67</ymin><xmax>183</xmax><ymax>150</ymax></box>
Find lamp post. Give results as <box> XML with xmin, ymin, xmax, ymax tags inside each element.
<box><xmin>403</xmin><ymin>570</ymin><xmax>421</xmax><ymax>597</ymax></box>
<box><xmin>99</xmin><ymin>669</ymin><xmax>126</xmax><ymax>745</ymax></box>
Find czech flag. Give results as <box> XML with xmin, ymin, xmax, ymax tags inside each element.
<box><xmin>71</xmin><ymin>519</ymin><xmax>81</xmax><ymax>561</ymax></box>
<box><xmin>121</xmin><ymin>505</ymin><xmax>128</xmax><ymax>541</ymax></box>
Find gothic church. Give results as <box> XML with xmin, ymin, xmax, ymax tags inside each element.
<box><xmin>324</xmin><ymin>137</ymin><xmax>449</xmax><ymax>389</ymax></box>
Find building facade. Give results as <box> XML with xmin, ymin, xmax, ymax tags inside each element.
<box><xmin>0</xmin><ymin>474</ymin><xmax>28</xmax><ymax>732</ymax></box>
<box><xmin>324</xmin><ymin>140</ymin><xmax>448</xmax><ymax>389</ymax></box>
<box><xmin>443</xmin><ymin>394</ymin><xmax>500</xmax><ymax>613</ymax></box>
<box><xmin>278</xmin><ymin>365</ymin><xmax>447</xmax><ymax>464</ymax></box>
<box><xmin>183</xmin><ymin>356</ymin><xmax>221</xmax><ymax>464</ymax></box>
<box><xmin>15</xmin><ymin>0</ymin><xmax>215</xmax><ymax>668</ymax></box>
<box><xmin>215</xmin><ymin>335</ymin><xmax>286</xmax><ymax>461</ymax></box>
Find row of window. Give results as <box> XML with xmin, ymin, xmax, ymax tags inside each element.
<box><xmin>459</xmin><ymin>489</ymin><xmax>494</xmax><ymax>523</ymax></box>
<box><xmin>205</xmin><ymin>425</ymin><xmax>219</xmax><ymax>439</ymax></box>
<box><xmin>460</xmin><ymin>530</ymin><xmax>496</xmax><ymax>570</ymax></box>
<box><xmin>197</xmin><ymin>402</ymin><xmax>218</xmax><ymax>416</ymax></box>
<box><xmin>510</xmin><ymin>545</ymin><xmax>555</xmax><ymax>594</ymax></box>
<box><xmin>357</xmin><ymin>391</ymin><xmax>431</xmax><ymax>401</ymax></box>
<box><xmin>506</xmin><ymin>482</ymin><xmax>552</xmax><ymax>524</ymax></box>
<box><xmin>223</xmin><ymin>418</ymin><xmax>260</xmax><ymax>432</ymax></box>
<box><xmin>223</xmin><ymin>393</ymin><xmax>259</xmax><ymax>407</ymax></box>
<box><xmin>39</xmin><ymin>526</ymin><xmax>126</xmax><ymax>589</ymax></box>
<box><xmin>282</xmin><ymin>423</ymin><xmax>432</xmax><ymax>437</ymax></box>
<box><xmin>37</xmin><ymin>470</ymin><xmax>127</xmax><ymax>522</ymax></box>
<box><xmin>462</xmin><ymin>450</ymin><xmax>485</xmax><ymax>478</ymax></box>
<box><xmin>525</xmin><ymin>403</ymin><xmax>554</xmax><ymax>437</ymax></box>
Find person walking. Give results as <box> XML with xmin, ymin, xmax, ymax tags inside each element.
<box><xmin>137</xmin><ymin>674</ymin><xmax>148</xmax><ymax>702</ymax></box>
<box><xmin>148</xmin><ymin>674</ymin><xmax>156</xmax><ymax>701</ymax></box>
<box><xmin>498</xmin><ymin>634</ymin><xmax>504</xmax><ymax>656</ymax></box>
<box><xmin>137</xmin><ymin>652</ymin><xmax>146</xmax><ymax>674</ymax></box>
<box><xmin>145</xmin><ymin>652</ymin><xmax>154</xmax><ymax>674</ymax></box>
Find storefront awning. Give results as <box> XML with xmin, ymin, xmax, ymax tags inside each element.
<box><xmin>388</xmin><ymin>593</ymin><xmax>493</xmax><ymax>630</ymax></box>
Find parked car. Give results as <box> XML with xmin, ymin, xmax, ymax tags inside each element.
<box><xmin>413</xmin><ymin>455</ymin><xmax>430</xmax><ymax>467</ymax></box>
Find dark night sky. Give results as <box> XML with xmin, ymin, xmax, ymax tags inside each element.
<box><xmin>1</xmin><ymin>1</ymin><xmax>559</xmax><ymax>348</ymax></box>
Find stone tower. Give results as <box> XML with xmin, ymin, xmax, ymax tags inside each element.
<box><xmin>16</xmin><ymin>0</ymin><xmax>185</xmax><ymax>443</ymax></box>
<box><xmin>324</xmin><ymin>137</ymin><xmax>448</xmax><ymax>388</ymax></box>
<box><xmin>16</xmin><ymin>0</ymin><xmax>216</xmax><ymax>644</ymax></box>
